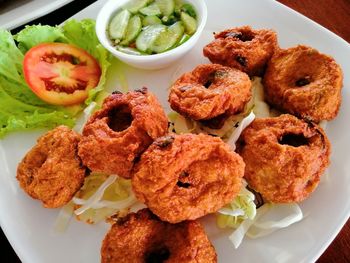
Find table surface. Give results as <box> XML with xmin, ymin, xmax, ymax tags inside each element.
<box><xmin>0</xmin><ymin>0</ymin><xmax>349</xmax><ymax>262</ymax></box>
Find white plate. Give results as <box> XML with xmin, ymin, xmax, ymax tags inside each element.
<box><xmin>0</xmin><ymin>0</ymin><xmax>74</xmax><ymax>30</ymax></box>
<box><xmin>1</xmin><ymin>0</ymin><xmax>350</xmax><ymax>262</ymax></box>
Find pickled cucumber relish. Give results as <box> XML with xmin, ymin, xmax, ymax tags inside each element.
<box><xmin>108</xmin><ymin>0</ymin><xmax>198</xmax><ymax>55</ymax></box>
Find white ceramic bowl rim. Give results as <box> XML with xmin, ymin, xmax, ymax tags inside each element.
<box><xmin>96</xmin><ymin>0</ymin><xmax>207</xmax><ymax>61</ymax></box>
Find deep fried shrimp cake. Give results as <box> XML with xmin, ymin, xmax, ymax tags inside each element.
<box><xmin>78</xmin><ymin>88</ymin><xmax>168</xmax><ymax>179</ymax></box>
<box><xmin>169</xmin><ymin>64</ymin><xmax>251</xmax><ymax>121</ymax></box>
<box><xmin>203</xmin><ymin>26</ymin><xmax>278</xmax><ymax>76</ymax></box>
<box><xmin>237</xmin><ymin>114</ymin><xmax>330</xmax><ymax>203</ymax></box>
<box><xmin>263</xmin><ymin>45</ymin><xmax>343</xmax><ymax>122</ymax></box>
<box><xmin>17</xmin><ymin>126</ymin><xmax>85</xmax><ymax>208</ymax></box>
<box><xmin>132</xmin><ymin>134</ymin><xmax>245</xmax><ymax>223</ymax></box>
<box><xmin>101</xmin><ymin>209</ymin><xmax>217</xmax><ymax>263</ymax></box>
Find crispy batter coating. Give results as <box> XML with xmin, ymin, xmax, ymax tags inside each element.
<box><xmin>169</xmin><ymin>64</ymin><xmax>251</xmax><ymax>121</ymax></box>
<box><xmin>78</xmin><ymin>88</ymin><xmax>168</xmax><ymax>179</ymax></box>
<box><xmin>203</xmin><ymin>26</ymin><xmax>278</xmax><ymax>76</ymax></box>
<box><xmin>101</xmin><ymin>209</ymin><xmax>217</xmax><ymax>263</ymax></box>
<box><xmin>237</xmin><ymin>114</ymin><xmax>331</xmax><ymax>203</ymax></box>
<box><xmin>16</xmin><ymin>126</ymin><xmax>85</xmax><ymax>208</ymax></box>
<box><xmin>263</xmin><ymin>45</ymin><xmax>343</xmax><ymax>122</ymax></box>
<box><xmin>132</xmin><ymin>134</ymin><xmax>245</xmax><ymax>223</ymax></box>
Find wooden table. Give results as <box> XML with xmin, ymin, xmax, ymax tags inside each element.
<box><xmin>0</xmin><ymin>0</ymin><xmax>349</xmax><ymax>262</ymax></box>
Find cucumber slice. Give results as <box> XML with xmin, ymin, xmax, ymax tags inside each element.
<box><xmin>177</xmin><ymin>33</ymin><xmax>190</xmax><ymax>46</ymax></box>
<box><xmin>124</xmin><ymin>0</ymin><xmax>148</xmax><ymax>13</ymax></box>
<box><xmin>155</xmin><ymin>0</ymin><xmax>175</xmax><ymax>17</ymax></box>
<box><xmin>116</xmin><ymin>46</ymin><xmax>144</xmax><ymax>55</ymax></box>
<box><xmin>169</xmin><ymin>21</ymin><xmax>184</xmax><ymax>41</ymax></box>
<box><xmin>180</xmin><ymin>12</ymin><xmax>197</xmax><ymax>35</ymax></box>
<box><xmin>142</xmin><ymin>15</ymin><xmax>162</xmax><ymax>26</ymax></box>
<box><xmin>151</xmin><ymin>22</ymin><xmax>184</xmax><ymax>53</ymax></box>
<box><xmin>109</xmin><ymin>9</ymin><xmax>131</xmax><ymax>40</ymax></box>
<box><xmin>139</xmin><ymin>3</ymin><xmax>161</xmax><ymax>16</ymax></box>
<box><xmin>120</xmin><ymin>15</ymin><xmax>142</xmax><ymax>45</ymax></box>
<box><xmin>181</xmin><ymin>3</ymin><xmax>196</xmax><ymax>18</ymax></box>
<box><xmin>136</xmin><ymin>24</ymin><xmax>167</xmax><ymax>53</ymax></box>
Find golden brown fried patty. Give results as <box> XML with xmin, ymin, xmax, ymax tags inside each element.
<box><xmin>132</xmin><ymin>134</ymin><xmax>245</xmax><ymax>223</ymax></box>
<box><xmin>263</xmin><ymin>45</ymin><xmax>343</xmax><ymax>122</ymax></box>
<box><xmin>78</xmin><ymin>88</ymin><xmax>168</xmax><ymax>179</ymax></box>
<box><xmin>203</xmin><ymin>26</ymin><xmax>278</xmax><ymax>76</ymax></box>
<box><xmin>237</xmin><ymin>114</ymin><xmax>330</xmax><ymax>203</ymax></box>
<box><xmin>17</xmin><ymin>126</ymin><xmax>85</xmax><ymax>208</ymax></box>
<box><xmin>169</xmin><ymin>64</ymin><xmax>251</xmax><ymax>121</ymax></box>
<box><xmin>101</xmin><ymin>209</ymin><xmax>217</xmax><ymax>263</ymax></box>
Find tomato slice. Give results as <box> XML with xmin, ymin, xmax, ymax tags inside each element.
<box><xmin>23</xmin><ymin>43</ymin><xmax>101</xmax><ymax>106</ymax></box>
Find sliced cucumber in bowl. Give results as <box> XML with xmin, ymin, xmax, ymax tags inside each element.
<box><xmin>139</xmin><ymin>3</ymin><xmax>162</xmax><ymax>16</ymax></box>
<box><xmin>151</xmin><ymin>21</ymin><xmax>184</xmax><ymax>53</ymax></box>
<box><xmin>180</xmin><ymin>11</ymin><xmax>197</xmax><ymax>35</ymax></box>
<box><xmin>155</xmin><ymin>0</ymin><xmax>175</xmax><ymax>17</ymax></box>
<box><xmin>136</xmin><ymin>24</ymin><xmax>167</xmax><ymax>53</ymax></box>
<box><xmin>109</xmin><ymin>9</ymin><xmax>131</xmax><ymax>40</ymax></box>
<box><xmin>120</xmin><ymin>15</ymin><xmax>142</xmax><ymax>45</ymax></box>
<box><xmin>124</xmin><ymin>0</ymin><xmax>149</xmax><ymax>13</ymax></box>
<box><xmin>142</xmin><ymin>15</ymin><xmax>162</xmax><ymax>26</ymax></box>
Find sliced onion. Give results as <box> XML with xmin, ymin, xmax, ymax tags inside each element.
<box><xmin>226</xmin><ymin>111</ymin><xmax>255</xmax><ymax>150</ymax></box>
<box><xmin>74</xmin><ymin>174</ymin><xmax>117</xmax><ymax>215</ymax></box>
<box><xmin>53</xmin><ymin>201</ymin><xmax>75</xmax><ymax>233</ymax></box>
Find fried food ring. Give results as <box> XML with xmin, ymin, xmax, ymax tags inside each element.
<box><xmin>237</xmin><ymin>114</ymin><xmax>330</xmax><ymax>203</ymax></box>
<box><xmin>169</xmin><ymin>64</ymin><xmax>251</xmax><ymax>121</ymax></box>
<box><xmin>78</xmin><ymin>88</ymin><xmax>168</xmax><ymax>179</ymax></box>
<box><xmin>101</xmin><ymin>209</ymin><xmax>217</xmax><ymax>263</ymax></box>
<box><xmin>203</xmin><ymin>26</ymin><xmax>278</xmax><ymax>76</ymax></box>
<box><xmin>132</xmin><ymin>133</ymin><xmax>245</xmax><ymax>223</ymax></box>
<box><xmin>263</xmin><ymin>45</ymin><xmax>343</xmax><ymax>122</ymax></box>
<box><xmin>17</xmin><ymin>126</ymin><xmax>86</xmax><ymax>208</ymax></box>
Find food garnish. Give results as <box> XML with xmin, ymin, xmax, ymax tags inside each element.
<box><xmin>108</xmin><ymin>0</ymin><xmax>198</xmax><ymax>55</ymax></box>
<box><xmin>23</xmin><ymin>43</ymin><xmax>101</xmax><ymax>106</ymax></box>
<box><xmin>0</xmin><ymin>19</ymin><xmax>111</xmax><ymax>138</ymax></box>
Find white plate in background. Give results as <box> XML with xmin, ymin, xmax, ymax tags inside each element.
<box><xmin>0</xmin><ymin>0</ymin><xmax>74</xmax><ymax>30</ymax></box>
<box><xmin>0</xmin><ymin>0</ymin><xmax>349</xmax><ymax>262</ymax></box>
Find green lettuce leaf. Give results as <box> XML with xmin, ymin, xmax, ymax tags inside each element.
<box><xmin>0</xmin><ymin>19</ymin><xmax>111</xmax><ymax>138</ymax></box>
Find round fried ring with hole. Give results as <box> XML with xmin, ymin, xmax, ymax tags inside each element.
<box><xmin>101</xmin><ymin>209</ymin><xmax>217</xmax><ymax>263</ymax></box>
<box><xmin>78</xmin><ymin>88</ymin><xmax>168</xmax><ymax>179</ymax></box>
<box><xmin>203</xmin><ymin>26</ymin><xmax>278</xmax><ymax>76</ymax></box>
<box><xmin>263</xmin><ymin>45</ymin><xmax>343</xmax><ymax>122</ymax></box>
<box><xmin>131</xmin><ymin>133</ymin><xmax>245</xmax><ymax>223</ymax></box>
<box><xmin>168</xmin><ymin>64</ymin><xmax>251</xmax><ymax>121</ymax></box>
<box><xmin>236</xmin><ymin>114</ymin><xmax>331</xmax><ymax>203</ymax></box>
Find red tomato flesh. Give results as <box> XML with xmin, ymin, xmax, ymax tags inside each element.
<box><xmin>23</xmin><ymin>43</ymin><xmax>101</xmax><ymax>106</ymax></box>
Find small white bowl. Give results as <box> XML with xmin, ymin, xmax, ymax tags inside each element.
<box><xmin>96</xmin><ymin>0</ymin><xmax>207</xmax><ymax>70</ymax></box>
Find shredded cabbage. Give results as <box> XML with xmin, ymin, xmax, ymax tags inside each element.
<box><xmin>217</xmin><ymin>180</ymin><xmax>257</xmax><ymax>229</ymax></box>
<box><xmin>251</xmin><ymin>77</ymin><xmax>270</xmax><ymax>118</ymax></box>
<box><xmin>72</xmin><ymin>173</ymin><xmax>138</xmax><ymax>224</ymax></box>
<box><xmin>228</xmin><ymin>204</ymin><xmax>270</xmax><ymax>248</ymax></box>
<box><xmin>227</xmin><ymin>203</ymin><xmax>303</xmax><ymax>248</ymax></box>
<box><xmin>226</xmin><ymin>111</ymin><xmax>255</xmax><ymax>150</ymax></box>
<box><xmin>246</xmin><ymin>203</ymin><xmax>303</xmax><ymax>239</ymax></box>
<box><xmin>74</xmin><ymin>174</ymin><xmax>117</xmax><ymax>215</ymax></box>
